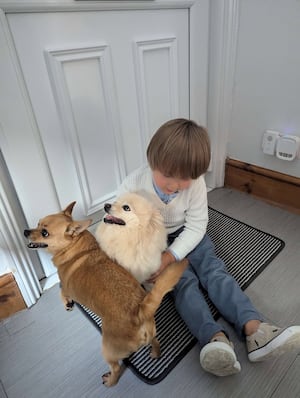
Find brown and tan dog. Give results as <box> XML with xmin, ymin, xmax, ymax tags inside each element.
<box><xmin>24</xmin><ymin>202</ymin><xmax>187</xmax><ymax>387</ymax></box>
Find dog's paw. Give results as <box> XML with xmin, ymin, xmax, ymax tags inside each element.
<box><xmin>65</xmin><ymin>301</ymin><xmax>74</xmax><ymax>311</ymax></box>
<box><xmin>150</xmin><ymin>337</ymin><xmax>161</xmax><ymax>358</ymax></box>
<box><xmin>102</xmin><ymin>372</ymin><xmax>115</xmax><ymax>387</ymax></box>
<box><xmin>150</xmin><ymin>348</ymin><xmax>161</xmax><ymax>359</ymax></box>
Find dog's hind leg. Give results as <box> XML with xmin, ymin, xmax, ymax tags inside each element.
<box><xmin>102</xmin><ymin>361</ymin><xmax>124</xmax><ymax>387</ymax></box>
<box><xmin>150</xmin><ymin>336</ymin><xmax>161</xmax><ymax>358</ymax></box>
<box><xmin>60</xmin><ymin>289</ymin><xmax>74</xmax><ymax>311</ymax></box>
<box><xmin>101</xmin><ymin>338</ymin><xmax>125</xmax><ymax>387</ymax></box>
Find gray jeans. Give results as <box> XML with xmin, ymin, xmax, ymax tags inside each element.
<box><xmin>170</xmin><ymin>232</ymin><xmax>263</xmax><ymax>346</ymax></box>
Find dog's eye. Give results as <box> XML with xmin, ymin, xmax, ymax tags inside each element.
<box><xmin>41</xmin><ymin>229</ymin><xmax>49</xmax><ymax>237</ymax></box>
<box><xmin>122</xmin><ymin>205</ymin><xmax>131</xmax><ymax>211</ymax></box>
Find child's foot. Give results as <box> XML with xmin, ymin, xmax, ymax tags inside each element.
<box><xmin>200</xmin><ymin>334</ymin><xmax>241</xmax><ymax>376</ymax></box>
<box><xmin>247</xmin><ymin>323</ymin><xmax>300</xmax><ymax>362</ymax></box>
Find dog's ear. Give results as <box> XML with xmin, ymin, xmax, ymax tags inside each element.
<box><xmin>65</xmin><ymin>219</ymin><xmax>92</xmax><ymax>237</ymax></box>
<box><xmin>63</xmin><ymin>201</ymin><xmax>76</xmax><ymax>217</ymax></box>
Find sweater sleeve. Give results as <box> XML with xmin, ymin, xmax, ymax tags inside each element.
<box><xmin>168</xmin><ymin>176</ymin><xmax>208</xmax><ymax>260</ymax></box>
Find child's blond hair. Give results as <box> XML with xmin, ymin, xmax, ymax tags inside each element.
<box><xmin>147</xmin><ymin>118</ymin><xmax>210</xmax><ymax>179</ymax></box>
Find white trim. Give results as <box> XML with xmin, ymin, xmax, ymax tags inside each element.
<box><xmin>189</xmin><ymin>0</ymin><xmax>209</xmax><ymax>126</ymax></box>
<box><xmin>133</xmin><ymin>36</ymin><xmax>179</xmax><ymax>151</ymax></box>
<box><xmin>0</xmin><ymin>183</ymin><xmax>41</xmax><ymax>307</ymax></box>
<box><xmin>0</xmin><ymin>1</ymin><xmax>194</xmax><ymax>13</ymax></box>
<box><xmin>44</xmin><ymin>45</ymin><xmax>126</xmax><ymax>215</ymax></box>
<box><xmin>206</xmin><ymin>0</ymin><xmax>240</xmax><ymax>189</ymax></box>
<box><xmin>42</xmin><ymin>273</ymin><xmax>60</xmax><ymax>291</ymax></box>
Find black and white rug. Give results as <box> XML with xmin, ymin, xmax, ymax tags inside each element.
<box><xmin>77</xmin><ymin>207</ymin><xmax>285</xmax><ymax>384</ymax></box>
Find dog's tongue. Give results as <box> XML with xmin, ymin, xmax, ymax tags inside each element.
<box><xmin>104</xmin><ymin>215</ymin><xmax>125</xmax><ymax>225</ymax></box>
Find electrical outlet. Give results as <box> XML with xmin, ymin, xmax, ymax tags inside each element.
<box><xmin>262</xmin><ymin>130</ymin><xmax>281</xmax><ymax>155</ymax></box>
<box><xmin>276</xmin><ymin>135</ymin><xmax>300</xmax><ymax>161</ymax></box>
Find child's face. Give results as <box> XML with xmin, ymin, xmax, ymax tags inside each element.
<box><xmin>152</xmin><ymin>170</ymin><xmax>192</xmax><ymax>195</ymax></box>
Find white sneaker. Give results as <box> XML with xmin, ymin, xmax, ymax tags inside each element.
<box><xmin>200</xmin><ymin>335</ymin><xmax>241</xmax><ymax>376</ymax></box>
<box><xmin>247</xmin><ymin>323</ymin><xmax>300</xmax><ymax>362</ymax></box>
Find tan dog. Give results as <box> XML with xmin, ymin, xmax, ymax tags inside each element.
<box><xmin>24</xmin><ymin>202</ymin><xmax>187</xmax><ymax>387</ymax></box>
<box><xmin>96</xmin><ymin>192</ymin><xmax>167</xmax><ymax>288</ymax></box>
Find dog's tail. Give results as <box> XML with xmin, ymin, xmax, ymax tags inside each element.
<box><xmin>138</xmin><ymin>259</ymin><xmax>188</xmax><ymax>321</ymax></box>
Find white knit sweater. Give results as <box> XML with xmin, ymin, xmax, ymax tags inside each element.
<box><xmin>117</xmin><ymin>165</ymin><xmax>208</xmax><ymax>260</ymax></box>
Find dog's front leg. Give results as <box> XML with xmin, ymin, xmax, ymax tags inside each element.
<box><xmin>102</xmin><ymin>361</ymin><xmax>124</xmax><ymax>387</ymax></box>
<box><xmin>60</xmin><ymin>289</ymin><xmax>74</xmax><ymax>311</ymax></box>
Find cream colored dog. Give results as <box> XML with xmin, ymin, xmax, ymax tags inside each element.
<box><xmin>96</xmin><ymin>192</ymin><xmax>167</xmax><ymax>287</ymax></box>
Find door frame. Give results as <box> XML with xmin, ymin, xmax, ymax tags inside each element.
<box><xmin>0</xmin><ymin>172</ymin><xmax>42</xmax><ymax>307</ymax></box>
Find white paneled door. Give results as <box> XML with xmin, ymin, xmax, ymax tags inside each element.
<box><xmin>0</xmin><ymin>1</ymin><xmax>208</xmax><ymax>295</ymax></box>
<box><xmin>7</xmin><ymin>8</ymin><xmax>189</xmax><ymax>221</ymax></box>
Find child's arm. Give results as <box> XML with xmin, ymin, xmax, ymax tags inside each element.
<box><xmin>146</xmin><ymin>251</ymin><xmax>176</xmax><ymax>283</ymax></box>
<box><xmin>168</xmin><ymin>176</ymin><xmax>208</xmax><ymax>260</ymax></box>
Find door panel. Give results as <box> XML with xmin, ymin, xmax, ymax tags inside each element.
<box><xmin>7</xmin><ymin>9</ymin><xmax>189</xmax><ymax>223</ymax></box>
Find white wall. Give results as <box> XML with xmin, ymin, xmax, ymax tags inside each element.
<box><xmin>227</xmin><ymin>0</ymin><xmax>300</xmax><ymax>178</ymax></box>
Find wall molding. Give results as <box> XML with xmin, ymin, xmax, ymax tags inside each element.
<box><xmin>133</xmin><ymin>37</ymin><xmax>179</xmax><ymax>152</ymax></box>
<box><xmin>45</xmin><ymin>45</ymin><xmax>126</xmax><ymax>216</ymax></box>
<box><xmin>0</xmin><ymin>180</ymin><xmax>41</xmax><ymax>307</ymax></box>
<box><xmin>206</xmin><ymin>0</ymin><xmax>240</xmax><ymax>189</ymax></box>
<box><xmin>0</xmin><ymin>1</ymin><xmax>195</xmax><ymax>13</ymax></box>
<box><xmin>224</xmin><ymin>158</ymin><xmax>300</xmax><ymax>214</ymax></box>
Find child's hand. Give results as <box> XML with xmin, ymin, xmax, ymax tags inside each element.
<box><xmin>147</xmin><ymin>251</ymin><xmax>176</xmax><ymax>283</ymax></box>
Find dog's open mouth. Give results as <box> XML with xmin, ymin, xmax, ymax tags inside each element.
<box><xmin>27</xmin><ymin>242</ymin><xmax>48</xmax><ymax>249</ymax></box>
<box><xmin>103</xmin><ymin>215</ymin><xmax>126</xmax><ymax>226</ymax></box>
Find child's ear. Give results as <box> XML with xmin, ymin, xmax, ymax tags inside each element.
<box><xmin>65</xmin><ymin>219</ymin><xmax>93</xmax><ymax>236</ymax></box>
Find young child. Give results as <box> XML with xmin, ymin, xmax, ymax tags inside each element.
<box><xmin>117</xmin><ymin>118</ymin><xmax>300</xmax><ymax>376</ymax></box>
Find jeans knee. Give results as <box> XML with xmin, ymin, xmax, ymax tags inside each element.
<box><xmin>172</xmin><ymin>273</ymin><xmax>199</xmax><ymax>304</ymax></box>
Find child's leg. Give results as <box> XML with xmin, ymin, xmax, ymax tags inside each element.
<box><xmin>172</xmin><ymin>263</ymin><xmax>242</xmax><ymax>376</ymax></box>
<box><xmin>171</xmin><ymin>232</ymin><xmax>300</xmax><ymax>375</ymax></box>
<box><xmin>172</xmin><ymin>266</ymin><xmax>225</xmax><ymax>346</ymax></box>
<box><xmin>187</xmin><ymin>234</ymin><xmax>263</xmax><ymax>338</ymax></box>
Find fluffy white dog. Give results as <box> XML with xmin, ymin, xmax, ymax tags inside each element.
<box><xmin>96</xmin><ymin>192</ymin><xmax>167</xmax><ymax>288</ymax></box>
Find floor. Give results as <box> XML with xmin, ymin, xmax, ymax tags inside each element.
<box><xmin>1</xmin><ymin>188</ymin><xmax>300</xmax><ymax>398</ymax></box>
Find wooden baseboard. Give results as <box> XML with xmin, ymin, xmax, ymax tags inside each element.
<box><xmin>224</xmin><ymin>158</ymin><xmax>300</xmax><ymax>215</ymax></box>
<box><xmin>0</xmin><ymin>273</ymin><xmax>26</xmax><ymax>320</ymax></box>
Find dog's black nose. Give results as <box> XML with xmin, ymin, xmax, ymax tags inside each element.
<box><xmin>24</xmin><ymin>229</ymin><xmax>31</xmax><ymax>237</ymax></box>
<box><xmin>104</xmin><ymin>203</ymin><xmax>111</xmax><ymax>213</ymax></box>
